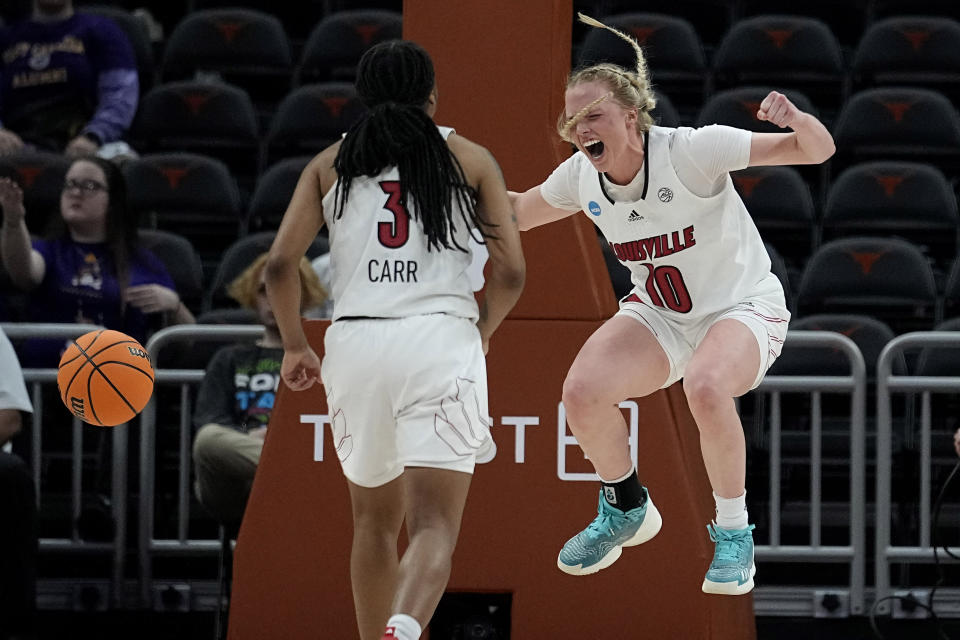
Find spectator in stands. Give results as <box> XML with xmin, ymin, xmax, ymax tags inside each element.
<box><xmin>192</xmin><ymin>253</ymin><xmax>326</xmax><ymax>527</ymax></box>
<box><xmin>509</xmin><ymin>14</ymin><xmax>834</xmax><ymax>596</ymax></box>
<box><xmin>0</xmin><ymin>155</ymin><xmax>194</xmax><ymax>366</ymax></box>
<box><xmin>953</xmin><ymin>428</ymin><xmax>960</xmax><ymax>458</ymax></box>
<box><xmin>0</xmin><ymin>326</ymin><xmax>37</xmax><ymax>640</ymax></box>
<box><xmin>0</xmin><ymin>0</ymin><xmax>138</xmax><ymax>159</ymax></box>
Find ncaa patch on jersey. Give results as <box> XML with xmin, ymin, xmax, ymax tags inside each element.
<box><xmin>588</xmin><ymin>200</ymin><xmax>602</xmax><ymax>216</ymax></box>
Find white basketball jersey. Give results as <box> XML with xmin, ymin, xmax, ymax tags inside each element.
<box><xmin>321</xmin><ymin>126</ymin><xmax>479</xmax><ymax>321</ymax></box>
<box><xmin>574</xmin><ymin>126</ymin><xmax>782</xmax><ymax>319</ymax></box>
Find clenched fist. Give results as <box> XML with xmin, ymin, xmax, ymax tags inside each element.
<box><xmin>757</xmin><ymin>91</ymin><xmax>800</xmax><ymax>129</ymax></box>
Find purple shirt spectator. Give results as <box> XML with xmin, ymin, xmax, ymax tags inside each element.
<box><xmin>21</xmin><ymin>236</ymin><xmax>173</xmax><ymax>366</ymax></box>
<box><xmin>0</xmin><ymin>12</ymin><xmax>138</xmax><ymax>150</ymax></box>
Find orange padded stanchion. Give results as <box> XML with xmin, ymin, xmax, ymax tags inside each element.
<box><xmin>228</xmin><ymin>1</ymin><xmax>756</xmax><ymax>637</ymax></box>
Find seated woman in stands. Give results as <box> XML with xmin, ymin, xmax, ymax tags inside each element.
<box><xmin>0</xmin><ymin>155</ymin><xmax>194</xmax><ymax>365</ymax></box>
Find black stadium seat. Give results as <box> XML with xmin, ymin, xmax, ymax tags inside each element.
<box><xmin>713</xmin><ymin>15</ymin><xmax>844</xmax><ymax>111</ymax></box>
<box><xmin>852</xmin><ymin>17</ymin><xmax>960</xmax><ymax>102</ymax></box>
<box><xmin>263</xmin><ymin>83</ymin><xmax>367</xmax><ymax>166</ymax></box>
<box><xmin>124</xmin><ymin>152</ymin><xmax>243</xmax><ymax>270</ymax></box>
<box><xmin>297</xmin><ymin>9</ymin><xmax>402</xmax><ymax>83</ymax></box>
<box><xmin>732</xmin><ymin>165</ymin><xmax>816</xmax><ymax>268</ymax></box>
<box><xmin>822</xmin><ymin>161</ymin><xmax>959</xmax><ymax>270</ymax></box>
<box><xmin>0</xmin><ymin>152</ymin><xmax>70</xmax><ymax>234</ymax></box>
<box><xmin>247</xmin><ymin>156</ymin><xmax>312</xmax><ymax>231</ymax></box>
<box><xmin>130</xmin><ymin>80</ymin><xmax>261</xmax><ymax>190</ymax></box>
<box><xmin>797</xmin><ymin>236</ymin><xmax>939</xmax><ymax>334</ymax></box>
<box><xmin>138</xmin><ymin>229</ymin><xmax>205</xmax><ymax>313</ymax></box>
<box><xmin>161</xmin><ymin>9</ymin><xmax>292</xmax><ymax>112</ymax></box>
<box><xmin>831</xmin><ymin>87</ymin><xmax>960</xmax><ymax>175</ymax></box>
<box><xmin>576</xmin><ymin>12</ymin><xmax>707</xmax><ymax>115</ymax></box>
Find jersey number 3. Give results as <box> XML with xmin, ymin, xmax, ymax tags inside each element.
<box><xmin>641</xmin><ymin>263</ymin><xmax>692</xmax><ymax>313</ymax></box>
<box><xmin>378</xmin><ymin>181</ymin><xmax>409</xmax><ymax>248</ymax></box>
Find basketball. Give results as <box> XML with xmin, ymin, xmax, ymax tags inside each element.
<box><xmin>57</xmin><ymin>329</ymin><xmax>155</xmax><ymax>427</ymax></box>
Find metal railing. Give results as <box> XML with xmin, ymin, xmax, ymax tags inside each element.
<box><xmin>0</xmin><ymin>322</ymin><xmax>130</xmax><ymax>607</ymax></box>
<box><xmin>875</xmin><ymin>332</ymin><xmax>960</xmax><ymax>615</ymax></box>
<box><xmin>138</xmin><ymin>324</ymin><xmax>265</xmax><ymax>607</ymax></box>
<box><xmin>751</xmin><ymin>331</ymin><xmax>867</xmax><ymax>616</ymax></box>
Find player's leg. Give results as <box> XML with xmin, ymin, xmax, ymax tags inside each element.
<box><xmin>347</xmin><ymin>477</ymin><xmax>406</xmax><ymax>640</ymax></box>
<box><xmin>562</xmin><ymin>313</ymin><xmax>671</xmax><ymax>479</ymax></box>
<box><xmin>382</xmin><ymin>468</ymin><xmax>473</xmax><ymax>639</ymax></box>
<box><xmin>684</xmin><ymin>304</ymin><xmax>786</xmax><ymax>595</ymax></box>
<box><xmin>557</xmin><ymin>311</ymin><xmax>673</xmax><ymax>575</ymax></box>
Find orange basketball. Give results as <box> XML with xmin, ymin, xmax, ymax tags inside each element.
<box><xmin>57</xmin><ymin>329</ymin><xmax>155</xmax><ymax>427</ymax></box>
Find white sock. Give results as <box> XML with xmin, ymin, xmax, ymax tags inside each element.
<box><xmin>714</xmin><ymin>491</ymin><xmax>749</xmax><ymax>530</ymax></box>
<box><xmin>385</xmin><ymin>614</ymin><xmax>421</xmax><ymax>640</ymax></box>
<box><xmin>598</xmin><ymin>465</ymin><xmax>635</xmax><ymax>484</ymax></box>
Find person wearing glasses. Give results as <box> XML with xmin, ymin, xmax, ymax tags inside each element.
<box><xmin>0</xmin><ymin>156</ymin><xmax>194</xmax><ymax>366</ymax></box>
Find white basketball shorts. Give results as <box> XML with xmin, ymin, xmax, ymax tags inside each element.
<box><xmin>320</xmin><ymin>313</ymin><xmax>490</xmax><ymax>488</ymax></box>
<box><xmin>617</xmin><ymin>288</ymin><xmax>790</xmax><ymax>390</ymax></box>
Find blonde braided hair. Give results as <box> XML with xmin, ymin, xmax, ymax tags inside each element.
<box><xmin>557</xmin><ymin>13</ymin><xmax>657</xmax><ymax>142</ymax></box>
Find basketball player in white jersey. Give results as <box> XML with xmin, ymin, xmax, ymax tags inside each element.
<box><xmin>510</xmin><ymin>14</ymin><xmax>834</xmax><ymax>595</ymax></box>
<box><xmin>265</xmin><ymin>41</ymin><xmax>525</xmax><ymax>640</ymax></box>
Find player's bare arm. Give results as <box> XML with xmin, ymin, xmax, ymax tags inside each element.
<box><xmin>450</xmin><ymin>135</ymin><xmax>525</xmax><ymax>350</ymax></box>
<box><xmin>508</xmin><ymin>186</ymin><xmax>577</xmax><ymax>231</ymax></box>
<box><xmin>748</xmin><ymin>90</ymin><xmax>836</xmax><ymax>167</ymax></box>
<box><xmin>265</xmin><ymin>146</ymin><xmax>336</xmax><ymax>389</ymax></box>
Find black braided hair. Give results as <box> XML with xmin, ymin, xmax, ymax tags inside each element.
<box><xmin>333</xmin><ymin>39</ymin><xmax>490</xmax><ymax>252</ymax></box>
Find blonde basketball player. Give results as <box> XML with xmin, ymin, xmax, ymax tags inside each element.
<box><xmin>510</xmin><ymin>14</ymin><xmax>834</xmax><ymax>595</ymax></box>
<box><xmin>265</xmin><ymin>41</ymin><xmax>525</xmax><ymax>640</ymax></box>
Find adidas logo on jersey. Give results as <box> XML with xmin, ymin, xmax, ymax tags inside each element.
<box><xmin>627</xmin><ymin>210</ymin><xmax>644</xmax><ymax>223</ymax></box>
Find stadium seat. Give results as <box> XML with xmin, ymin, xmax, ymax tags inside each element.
<box><xmin>796</xmin><ymin>236</ymin><xmax>939</xmax><ymax>334</ymax></box>
<box><xmin>592</xmin><ymin>0</ymin><xmax>734</xmax><ymax>46</ymax></box>
<box><xmin>263</xmin><ymin>83</ymin><xmax>367</xmax><ymax>166</ymax></box>
<box><xmin>297</xmin><ymin>9</ymin><xmax>402</xmax><ymax>83</ymax></box>
<box><xmin>130</xmin><ymin>80</ymin><xmax>261</xmax><ymax>191</ymax></box>
<box><xmin>739</xmin><ymin>0</ymin><xmax>869</xmax><ymax>47</ymax></box>
<box><xmin>713</xmin><ymin>15</ymin><xmax>844</xmax><ymax>112</ymax></box>
<box><xmin>732</xmin><ymin>165</ymin><xmax>817</xmax><ymax>268</ymax></box>
<box><xmin>0</xmin><ymin>152</ymin><xmax>70</xmax><ymax>234</ymax></box>
<box><xmin>822</xmin><ymin>161</ymin><xmax>958</xmax><ymax>271</ymax></box>
<box><xmin>831</xmin><ymin>87</ymin><xmax>960</xmax><ymax>175</ymax></box>
<box><xmin>124</xmin><ymin>152</ymin><xmax>243</xmax><ymax>271</ymax></box>
<box><xmin>871</xmin><ymin>0</ymin><xmax>960</xmax><ymax>21</ymax></box>
<box><xmin>651</xmin><ymin>90</ymin><xmax>680</xmax><ymax>128</ymax></box>
<box><xmin>770</xmin><ymin>313</ymin><xmax>904</xmax><ymax>378</ymax></box>
<box><xmin>138</xmin><ymin>229</ymin><xmax>205</xmax><ymax>313</ymax></box>
<box><xmin>204</xmin><ymin>231</ymin><xmax>329</xmax><ymax>311</ymax></box>
<box><xmin>160</xmin><ymin>9</ymin><xmax>292</xmax><ymax>114</ymax></box>
<box><xmin>852</xmin><ymin>17</ymin><xmax>960</xmax><ymax>102</ymax></box>
<box><xmin>191</xmin><ymin>0</ymin><xmax>327</xmax><ymax>40</ymax></box>
<box><xmin>765</xmin><ymin>242</ymin><xmax>793</xmax><ymax>314</ymax></box>
<box><xmin>943</xmin><ymin>257</ymin><xmax>960</xmax><ymax>320</ymax></box>
<box><xmin>576</xmin><ymin>12</ymin><xmax>707</xmax><ymax>115</ymax></box>
<box><xmin>247</xmin><ymin>156</ymin><xmax>312</xmax><ymax>231</ymax></box>
<box><xmin>697</xmin><ymin>87</ymin><xmax>824</xmax><ymax>196</ymax></box>
<box><xmin>695</xmin><ymin>86</ymin><xmax>818</xmax><ymax>133</ymax></box>
<box><xmin>80</xmin><ymin>4</ymin><xmax>157</xmax><ymax>92</ymax></box>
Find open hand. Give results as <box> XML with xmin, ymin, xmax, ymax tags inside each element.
<box><xmin>0</xmin><ymin>177</ymin><xmax>25</xmax><ymax>220</ymax></box>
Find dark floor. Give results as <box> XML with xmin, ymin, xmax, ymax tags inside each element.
<box><xmin>25</xmin><ymin>611</ymin><xmax>960</xmax><ymax>640</ymax></box>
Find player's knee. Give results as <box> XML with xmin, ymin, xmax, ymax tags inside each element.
<box><xmin>682</xmin><ymin>371</ymin><xmax>729</xmax><ymax>415</ymax></box>
<box><xmin>561</xmin><ymin>374</ymin><xmax>602</xmax><ymax>416</ymax></box>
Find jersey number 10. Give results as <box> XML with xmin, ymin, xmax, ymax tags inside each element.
<box><xmin>641</xmin><ymin>263</ymin><xmax>692</xmax><ymax>313</ymax></box>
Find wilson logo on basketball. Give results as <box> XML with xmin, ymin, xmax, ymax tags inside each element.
<box><xmin>127</xmin><ymin>346</ymin><xmax>149</xmax><ymax>360</ymax></box>
<box><xmin>70</xmin><ymin>397</ymin><xmax>85</xmax><ymax>419</ymax></box>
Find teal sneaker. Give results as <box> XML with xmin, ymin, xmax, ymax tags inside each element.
<box><xmin>701</xmin><ymin>522</ymin><xmax>757</xmax><ymax>595</ymax></box>
<box><xmin>557</xmin><ymin>488</ymin><xmax>662</xmax><ymax>575</ymax></box>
